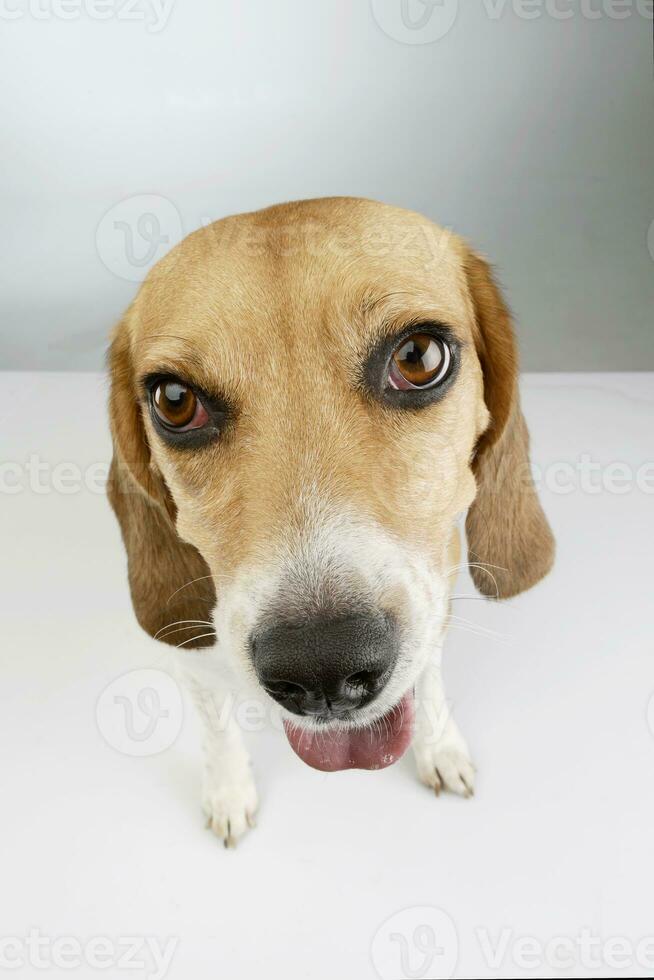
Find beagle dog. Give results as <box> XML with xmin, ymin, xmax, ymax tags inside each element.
<box><xmin>108</xmin><ymin>197</ymin><xmax>554</xmax><ymax>846</ymax></box>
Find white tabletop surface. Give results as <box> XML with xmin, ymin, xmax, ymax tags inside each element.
<box><xmin>1</xmin><ymin>371</ymin><xmax>653</xmax><ymax>980</ymax></box>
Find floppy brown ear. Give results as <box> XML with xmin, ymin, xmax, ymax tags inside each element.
<box><xmin>464</xmin><ymin>250</ymin><xmax>555</xmax><ymax>599</ymax></box>
<box><xmin>107</xmin><ymin>317</ymin><xmax>216</xmax><ymax>647</ymax></box>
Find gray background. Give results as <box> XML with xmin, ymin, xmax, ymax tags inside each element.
<box><xmin>1</xmin><ymin>0</ymin><xmax>652</xmax><ymax>371</ymax></box>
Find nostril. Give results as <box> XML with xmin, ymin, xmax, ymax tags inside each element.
<box><xmin>262</xmin><ymin>679</ymin><xmax>318</xmax><ymax>718</ymax></box>
<box><xmin>345</xmin><ymin>667</ymin><xmax>388</xmax><ymax>695</ymax></box>
<box><xmin>264</xmin><ymin>680</ymin><xmax>307</xmax><ymax>700</ymax></box>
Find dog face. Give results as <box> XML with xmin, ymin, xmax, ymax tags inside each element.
<box><xmin>108</xmin><ymin>198</ymin><xmax>554</xmax><ymax>771</ymax></box>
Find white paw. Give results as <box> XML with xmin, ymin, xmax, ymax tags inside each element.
<box><xmin>413</xmin><ymin>732</ymin><xmax>475</xmax><ymax>799</ymax></box>
<box><xmin>202</xmin><ymin>771</ymin><xmax>259</xmax><ymax>848</ymax></box>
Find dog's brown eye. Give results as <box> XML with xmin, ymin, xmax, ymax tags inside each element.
<box><xmin>389</xmin><ymin>333</ymin><xmax>451</xmax><ymax>390</ymax></box>
<box><xmin>152</xmin><ymin>380</ymin><xmax>208</xmax><ymax>430</ymax></box>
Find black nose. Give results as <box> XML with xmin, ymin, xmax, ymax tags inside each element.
<box><xmin>251</xmin><ymin>611</ymin><xmax>398</xmax><ymax>718</ymax></box>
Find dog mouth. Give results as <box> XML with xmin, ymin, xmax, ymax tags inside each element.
<box><xmin>282</xmin><ymin>691</ymin><xmax>415</xmax><ymax>772</ymax></box>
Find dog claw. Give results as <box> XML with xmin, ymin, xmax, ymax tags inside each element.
<box><xmin>202</xmin><ymin>775</ymin><xmax>259</xmax><ymax>847</ymax></box>
<box><xmin>461</xmin><ymin>776</ymin><xmax>474</xmax><ymax>798</ymax></box>
<box><xmin>414</xmin><ymin>741</ymin><xmax>476</xmax><ymax>800</ymax></box>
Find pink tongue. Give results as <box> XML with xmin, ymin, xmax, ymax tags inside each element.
<box><xmin>283</xmin><ymin>693</ymin><xmax>414</xmax><ymax>772</ymax></box>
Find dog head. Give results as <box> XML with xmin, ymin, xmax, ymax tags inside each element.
<box><xmin>108</xmin><ymin>198</ymin><xmax>554</xmax><ymax>771</ymax></box>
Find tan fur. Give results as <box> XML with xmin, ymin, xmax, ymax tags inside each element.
<box><xmin>463</xmin><ymin>251</ymin><xmax>555</xmax><ymax>597</ymax></box>
<box><xmin>107</xmin><ymin>197</ymin><xmax>554</xmax><ymax>642</ymax></box>
<box><xmin>108</xmin><ymin>319</ymin><xmax>215</xmax><ymax>645</ymax></box>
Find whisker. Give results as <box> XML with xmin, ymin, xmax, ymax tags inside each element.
<box><xmin>445</xmin><ymin>622</ymin><xmax>508</xmax><ymax>642</ymax></box>
<box><xmin>445</xmin><ymin>559</ymin><xmax>507</xmax><ymax>598</ymax></box>
<box><xmin>156</xmin><ymin>623</ymin><xmax>215</xmax><ymax>641</ymax></box>
<box><xmin>445</xmin><ymin>614</ymin><xmax>506</xmax><ymax>640</ymax></box>
<box><xmin>154</xmin><ymin>618</ymin><xmax>213</xmax><ymax>639</ymax></box>
<box><xmin>166</xmin><ymin>575</ymin><xmax>215</xmax><ymax>606</ymax></box>
<box><xmin>445</xmin><ymin>559</ymin><xmax>508</xmax><ymax>576</ymax></box>
<box><xmin>450</xmin><ymin>593</ymin><xmax>502</xmax><ymax>603</ymax></box>
<box><xmin>176</xmin><ymin>632</ymin><xmax>217</xmax><ymax>648</ymax></box>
